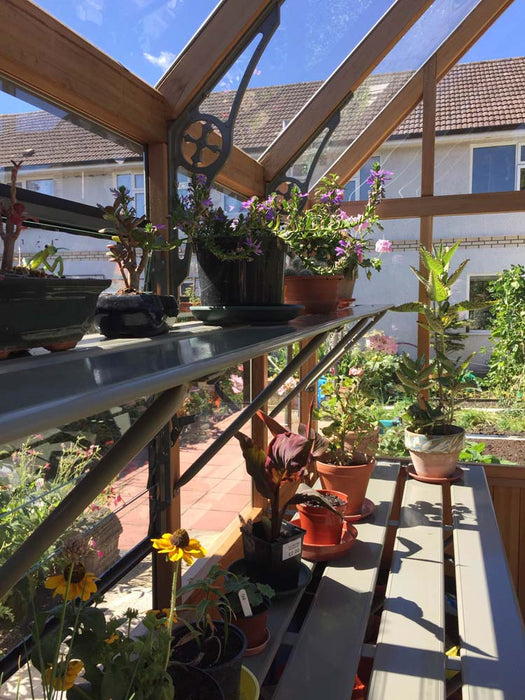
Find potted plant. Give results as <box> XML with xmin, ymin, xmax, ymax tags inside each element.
<box><xmin>171</xmin><ymin>175</ymin><xmax>292</xmax><ymax>324</ymax></box>
<box><xmin>94</xmin><ymin>186</ymin><xmax>184</xmax><ymax>338</ymax></box>
<box><xmin>394</xmin><ymin>242</ymin><xmax>487</xmax><ymax>479</ymax></box>
<box><xmin>222</xmin><ymin>571</ymin><xmax>275</xmax><ymax>654</ymax></box>
<box><xmin>235</xmin><ymin>410</ymin><xmax>337</xmax><ymax>590</ymax></box>
<box><xmin>315</xmin><ymin>369</ymin><xmax>380</xmax><ymax>516</ymax></box>
<box><xmin>295</xmin><ymin>488</ymin><xmax>347</xmax><ymax>546</ymax></box>
<box><xmin>0</xmin><ymin>158</ymin><xmax>110</xmax><ymax>358</ymax></box>
<box><xmin>279</xmin><ymin>166</ymin><xmax>392</xmax><ymax>314</ymax></box>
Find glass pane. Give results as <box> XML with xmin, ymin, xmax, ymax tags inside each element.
<box><xmin>135</xmin><ymin>174</ymin><xmax>145</xmax><ymax>189</ymax></box>
<box><xmin>117</xmin><ymin>174</ymin><xmax>133</xmax><ymax>190</ymax></box>
<box><xmin>344</xmin><ymin>180</ymin><xmax>357</xmax><ymax>201</ymax></box>
<box><xmin>521</xmin><ymin>146</ymin><xmax>525</xmax><ymax>163</ymax></box>
<box><xmin>311</xmin><ymin>0</ymin><xmax>479</xmax><ymax>183</ymax></box>
<box><xmin>520</xmin><ymin>168</ymin><xmax>525</xmax><ymax>191</ymax></box>
<box><xmin>34</xmin><ymin>1</ymin><xmax>221</xmax><ymax>85</ymax></box>
<box><xmin>135</xmin><ymin>192</ymin><xmax>145</xmax><ymax>217</ymax></box>
<box><xmin>26</xmin><ymin>179</ymin><xmax>54</xmax><ymax>195</ymax></box>
<box><xmin>472</xmin><ymin>145</ymin><xmax>515</xmax><ymax>193</ymax></box>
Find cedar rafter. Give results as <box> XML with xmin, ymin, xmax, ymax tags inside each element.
<box><xmin>260</xmin><ymin>0</ymin><xmax>434</xmax><ymax>183</ymax></box>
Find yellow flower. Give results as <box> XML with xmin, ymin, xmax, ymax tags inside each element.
<box><xmin>45</xmin><ymin>563</ymin><xmax>98</xmax><ymax>601</ymax></box>
<box><xmin>104</xmin><ymin>633</ymin><xmax>119</xmax><ymax>644</ymax></box>
<box><xmin>45</xmin><ymin>660</ymin><xmax>83</xmax><ymax>691</ymax></box>
<box><xmin>151</xmin><ymin>528</ymin><xmax>206</xmax><ymax>565</ymax></box>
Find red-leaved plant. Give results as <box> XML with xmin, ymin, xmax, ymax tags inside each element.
<box><xmin>235</xmin><ymin>409</ymin><xmax>334</xmax><ymax>541</ymax></box>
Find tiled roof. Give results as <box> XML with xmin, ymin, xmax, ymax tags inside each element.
<box><xmin>1</xmin><ymin>58</ymin><xmax>525</xmax><ymax>169</ymax></box>
<box><xmin>0</xmin><ymin>112</ymin><xmax>139</xmax><ymax>169</ymax></box>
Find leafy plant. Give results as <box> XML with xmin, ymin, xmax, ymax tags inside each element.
<box><xmin>485</xmin><ymin>265</ymin><xmax>525</xmax><ymax>401</ymax></box>
<box><xmin>459</xmin><ymin>441</ymin><xmax>511</xmax><ymax>464</ymax></box>
<box><xmin>279</xmin><ymin>166</ymin><xmax>391</xmax><ymax>277</ymax></box>
<box><xmin>394</xmin><ymin>242</ymin><xmax>487</xmax><ymax>433</ymax></box>
<box><xmin>98</xmin><ymin>186</ymin><xmax>174</xmax><ymax>292</ymax></box>
<box><xmin>317</xmin><ymin>369</ymin><xmax>380</xmax><ymax>464</ymax></box>
<box><xmin>222</xmin><ymin>572</ymin><xmax>274</xmax><ymax>617</ymax></box>
<box><xmin>235</xmin><ymin>410</ymin><xmax>337</xmax><ymax>541</ymax></box>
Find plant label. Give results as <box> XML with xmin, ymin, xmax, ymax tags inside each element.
<box><xmin>238</xmin><ymin>589</ymin><xmax>252</xmax><ymax>617</ymax></box>
<box><xmin>282</xmin><ymin>537</ymin><xmax>302</xmax><ymax>561</ymax></box>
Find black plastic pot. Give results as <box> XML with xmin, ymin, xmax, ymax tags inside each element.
<box><xmin>167</xmin><ymin>664</ymin><xmax>224</xmax><ymax>699</ymax></box>
<box><xmin>242</xmin><ymin>520</ymin><xmax>305</xmax><ymax>591</ymax></box>
<box><xmin>171</xmin><ymin>621</ymin><xmax>246</xmax><ymax>700</ymax></box>
<box><xmin>94</xmin><ymin>292</ymin><xmax>178</xmax><ymax>339</ymax></box>
<box><xmin>0</xmin><ymin>274</ymin><xmax>110</xmax><ymax>357</ymax></box>
<box><xmin>195</xmin><ymin>235</ymin><xmax>285</xmax><ymax>306</ymax></box>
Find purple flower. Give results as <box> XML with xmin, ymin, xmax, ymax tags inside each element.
<box><xmin>241</xmin><ymin>196</ymin><xmax>256</xmax><ymax>210</ymax></box>
<box><xmin>333</xmin><ymin>189</ymin><xmax>344</xmax><ymax>204</ymax></box>
<box><xmin>320</xmin><ymin>191</ymin><xmax>332</xmax><ymax>203</ymax></box>
<box><xmin>375</xmin><ymin>239</ymin><xmax>392</xmax><ymax>253</ymax></box>
<box><xmin>366</xmin><ymin>169</ymin><xmax>393</xmax><ymax>185</ymax></box>
<box><xmin>244</xmin><ymin>236</ymin><xmax>263</xmax><ymax>255</ymax></box>
<box><xmin>202</xmin><ymin>197</ymin><xmax>213</xmax><ymax>208</ymax></box>
<box><xmin>214</xmin><ymin>210</ymin><xmax>226</xmax><ymax>222</ymax></box>
<box><xmin>335</xmin><ymin>239</ymin><xmax>350</xmax><ymax>257</ymax></box>
<box><xmin>355</xmin><ymin>243</ymin><xmax>364</xmax><ymax>263</ymax></box>
<box><xmin>338</xmin><ymin>210</ymin><xmax>349</xmax><ymax>220</ymax></box>
<box><xmin>196</xmin><ymin>174</ymin><xmax>208</xmax><ymax>186</ymax></box>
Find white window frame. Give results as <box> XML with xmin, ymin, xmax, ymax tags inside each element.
<box><xmin>114</xmin><ymin>171</ymin><xmax>145</xmax><ymax>216</ymax></box>
<box><xmin>24</xmin><ymin>178</ymin><xmax>54</xmax><ymax>195</ymax></box>
<box><xmin>469</xmin><ymin>142</ymin><xmax>522</xmax><ymax>194</ymax></box>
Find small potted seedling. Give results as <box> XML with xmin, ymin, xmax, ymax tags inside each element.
<box><xmin>223</xmin><ymin>571</ymin><xmax>275</xmax><ymax>654</ymax></box>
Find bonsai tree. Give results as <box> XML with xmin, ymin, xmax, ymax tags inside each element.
<box><xmin>0</xmin><ymin>159</ymin><xmax>30</xmax><ymax>272</ymax></box>
<box><xmin>279</xmin><ymin>166</ymin><xmax>392</xmax><ymax>278</ymax></box>
<box><xmin>394</xmin><ymin>242</ymin><xmax>487</xmax><ymax>434</ymax></box>
<box><xmin>98</xmin><ymin>186</ymin><xmax>174</xmax><ymax>292</ymax></box>
<box><xmin>235</xmin><ymin>410</ymin><xmax>335</xmax><ymax>541</ymax></box>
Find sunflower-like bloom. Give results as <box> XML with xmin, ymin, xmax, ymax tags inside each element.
<box><xmin>45</xmin><ymin>563</ymin><xmax>98</xmax><ymax>601</ymax></box>
<box><xmin>104</xmin><ymin>633</ymin><xmax>119</xmax><ymax>644</ymax></box>
<box><xmin>45</xmin><ymin>660</ymin><xmax>83</xmax><ymax>691</ymax></box>
<box><xmin>146</xmin><ymin>608</ymin><xmax>178</xmax><ymax>627</ymax></box>
<box><xmin>151</xmin><ymin>528</ymin><xmax>206</xmax><ymax>564</ymax></box>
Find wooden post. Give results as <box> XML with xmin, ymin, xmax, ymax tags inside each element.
<box><xmin>251</xmin><ymin>355</ymin><xmax>268</xmax><ymax>508</ymax></box>
<box><xmin>417</xmin><ymin>57</ymin><xmax>437</xmax><ymax>363</ymax></box>
<box><xmin>147</xmin><ymin>142</ymin><xmax>170</xmax><ymax>295</ymax></box>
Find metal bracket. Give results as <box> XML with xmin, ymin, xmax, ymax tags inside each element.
<box><xmin>168</xmin><ymin>5</ymin><xmax>280</xmax><ymax>185</ymax></box>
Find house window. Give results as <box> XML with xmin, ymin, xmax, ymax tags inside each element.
<box><xmin>359</xmin><ymin>156</ymin><xmax>380</xmax><ymax>200</ymax></box>
<box><xmin>469</xmin><ymin>275</ymin><xmax>496</xmax><ymax>330</ymax></box>
<box><xmin>116</xmin><ymin>173</ymin><xmax>145</xmax><ymax>216</ymax></box>
<box><xmin>472</xmin><ymin>145</ymin><xmax>516</xmax><ymax>193</ymax></box>
<box><xmin>26</xmin><ymin>179</ymin><xmax>54</xmax><ymax>195</ymax></box>
<box><xmin>344</xmin><ymin>180</ymin><xmax>357</xmax><ymax>201</ymax></box>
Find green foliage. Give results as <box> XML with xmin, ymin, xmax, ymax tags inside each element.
<box><xmin>485</xmin><ymin>265</ymin><xmax>525</xmax><ymax>401</ymax></box>
<box><xmin>378</xmin><ymin>424</ymin><xmax>408</xmax><ymax>458</ymax></box>
<box><xmin>459</xmin><ymin>441</ymin><xmax>511</xmax><ymax>465</ymax></box>
<box><xmin>280</xmin><ymin>168</ymin><xmax>388</xmax><ymax>277</ymax></box>
<box><xmin>336</xmin><ymin>343</ymin><xmax>402</xmax><ymax>404</ymax></box>
<box><xmin>394</xmin><ymin>243</ymin><xmax>486</xmax><ymax>433</ymax></box>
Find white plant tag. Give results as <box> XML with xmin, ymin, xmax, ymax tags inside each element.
<box><xmin>282</xmin><ymin>537</ymin><xmax>301</xmax><ymax>561</ymax></box>
<box><xmin>238</xmin><ymin>589</ymin><xmax>252</xmax><ymax>617</ymax></box>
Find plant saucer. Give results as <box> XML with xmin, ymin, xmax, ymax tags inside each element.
<box><xmin>227</xmin><ymin>558</ymin><xmax>312</xmax><ymax>598</ymax></box>
<box><xmin>344</xmin><ymin>497</ymin><xmax>375</xmax><ymax>522</ymax></box>
<box><xmin>291</xmin><ymin>516</ymin><xmax>358</xmax><ymax>562</ymax></box>
<box><xmin>406</xmin><ymin>464</ymin><xmax>464</xmax><ymax>484</ymax></box>
<box><xmin>244</xmin><ymin>628</ymin><xmax>270</xmax><ymax>657</ymax></box>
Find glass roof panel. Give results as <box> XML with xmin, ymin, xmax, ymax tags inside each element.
<box><xmin>215</xmin><ymin>0</ymin><xmax>396</xmax><ymax>157</ymax></box>
<box><xmin>308</xmin><ymin>0</ymin><xmax>480</xmax><ymax>190</ymax></box>
<box><xmin>33</xmin><ymin>0</ymin><xmax>221</xmax><ymax>86</ymax></box>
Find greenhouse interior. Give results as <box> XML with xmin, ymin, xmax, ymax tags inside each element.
<box><xmin>1</xmin><ymin>0</ymin><xmax>525</xmax><ymax>698</ymax></box>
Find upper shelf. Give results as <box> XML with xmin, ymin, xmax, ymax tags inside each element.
<box><xmin>0</xmin><ymin>305</ymin><xmax>390</xmax><ymax>444</ymax></box>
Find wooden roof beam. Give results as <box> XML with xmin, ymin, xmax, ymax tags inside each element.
<box><xmin>0</xmin><ymin>0</ymin><xmax>169</xmax><ymax>145</ymax></box>
<box><xmin>158</xmin><ymin>0</ymin><xmax>281</xmax><ymax>119</ymax></box>
<box><xmin>341</xmin><ymin>190</ymin><xmax>525</xmax><ymax>219</ymax></box>
<box><xmin>260</xmin><ymin>0</ymin><xmax>434</xmax><ymax>183</ymax></box>
<box><xmin>322</xmin><ymin>0</ymin><xmax>515</xmax><ymax>188</ymax></box>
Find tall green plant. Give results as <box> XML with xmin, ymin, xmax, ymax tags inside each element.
<box><xmin>486</xmin><ymin>265</ymin><xmax>525</xmax><ymax>400</ymax></box>
<box><xmin>394</xmin><ymin>242</ymin><xmax>486</xmax><ymax>433</ymax></box>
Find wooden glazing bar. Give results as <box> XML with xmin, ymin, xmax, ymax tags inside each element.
<box><xmin>251</xmin><ymin>354</ymin><xmax>269</xmax><ymax>508</ymax></box>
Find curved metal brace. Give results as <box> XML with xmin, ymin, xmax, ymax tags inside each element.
<box><xmin>169</xmin><ymin>5</ymin><xmax>280</xmax><ymax>184</ymax></box>
<box><xmin>267</xmin><ymin>108</ymin><xmax>344</xmax><ymax>208</ymax></box>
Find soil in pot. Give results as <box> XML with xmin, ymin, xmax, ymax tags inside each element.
<box><xmin>171</xmin><ymin>621</ymin><xmax>246</xmax><ymax>700</ymax></box>
<box><xmin>94</xmin><ymin>291</ymin><xmax>177</xmax><ymax>338</ymax></box>
<box><xmin>242</xmin><ymin>520</ymin><xmax>305</xmax><ymax>591</ymax></box>
<box><xmin>284</xmin><ymin>275</ymin><xmax>342</xmax><ymax>314</ymax></box>
<box><xmin>296</xmin><ymin>490</ymin><xmax>347</xmax><ymax>545</ymax></box>
<box><xmin>316</xmin><ymin>456</ymin><xmax>375</xmax><ymax>516</ymax></box>
<box><xmin>167</xmin><ymin>664</ymin><xmax>224</xmax><ymax>699</ymax></box>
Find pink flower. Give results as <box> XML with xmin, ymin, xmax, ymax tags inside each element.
<box><xmin>277</xmin><ymin>377</ymin><xmax>299</xmax><ymax>396</ymax></box>
<box><xmin>375</xmin><ymin>239</ymin><xmax>392</xmax><ymax>253</ymax></box>
<box><xmin>348</xmin><ymin>367</ymin><xmax>364</xmax><ymax>377</ymax></box>
<box><xmin>366</xmin><ymin>331</ymin><xmax>398</xmax><ymax>355</ymax></box>
<box><xmin>230</xmin><ymin>374</ymin><xmax>244</xmax><ymax>394</ymax></box>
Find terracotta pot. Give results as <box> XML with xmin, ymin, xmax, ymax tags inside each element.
<box><xmin>337</xmin><ymin>268</ymin><xmax>358</xmax><ymax>301</ymax></box>
<box><xmin>284</xmin><ymin>275</ymin><xmax>343</xmax><ymax>314</ymax></box>
<box><xmin>316</xmin><ymin>457</ymin><xmax>375</xmax><ymax>516</ymax></box>
<box><xmin>296</xmin><ymin>489</ymin><xmax>347</xmax><ymax>545</ymax></box>
<box><xmin>232</xmin><ymin>598</ymin><xmax>270</xmax><ymax>651</ymax></box>
<box><xmin>405</xmin><ymin>426</ymin><xmax>465</xmax><ymax>478</ymax></box>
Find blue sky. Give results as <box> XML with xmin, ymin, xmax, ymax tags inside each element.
<box><xmin>1</xmin><ymin>0</ymin><xmax>523</xmax><ymax>114</ymax></box>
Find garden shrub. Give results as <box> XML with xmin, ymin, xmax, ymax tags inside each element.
<box><xmin>486</xmin><ymin>265</ymin><xmax>525</xmax><ymax>401</ymax></box>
